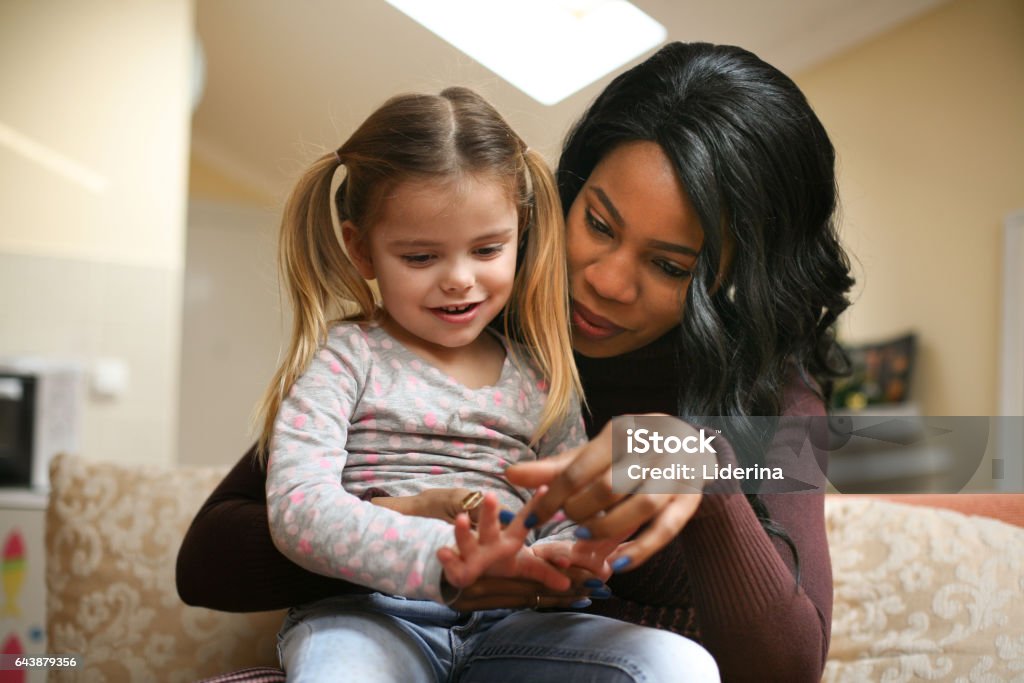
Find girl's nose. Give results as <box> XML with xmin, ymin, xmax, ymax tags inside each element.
<box><xmin>441</xmin><ymin>260</ymin><xmax>475</xmax><ymax>293</ymax></box>
<box><xmin>585</xmin><ymin>250</ymin><xmax>638</xmax><ymax>304</ymax></box>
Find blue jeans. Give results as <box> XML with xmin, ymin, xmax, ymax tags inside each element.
<box><xmin>278</xmin><ymin>593</ymin><xmax>718</xmax><ymax>682</ymax></box>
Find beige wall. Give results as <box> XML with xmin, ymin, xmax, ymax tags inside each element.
<box><xmin>796</xmin><ymin>0</ymin><xmax>1024</xmax><ymax>415</ymax></box>
<box><xmin>189</xmin><ymin>154</ymin><xmax>276</xmax><ymax>206</ymax></box>
<box><xmin>0</xmin><ymin>1</ymin><xmax>194</xmax><ymax>466</ymax></box>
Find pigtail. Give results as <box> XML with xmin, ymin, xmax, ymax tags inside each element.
<box><xmin>255</xmin><ymin>153</ymin><xmax>376</xmax><ymax>463</ymax></box>
<box><xmin>507</xmin><ymin>148</ymin><xmax>584</xmax><ymax>444</ymax></box>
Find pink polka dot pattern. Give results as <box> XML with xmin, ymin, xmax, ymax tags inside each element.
<box><xmin>266</xmin><ymin>321</ymin><xmax>584</xmax><ymax>603</ymax></box>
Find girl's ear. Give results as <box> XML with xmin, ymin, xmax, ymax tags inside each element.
<box><xmin>341</xmin><ymin>220</ymin><xmax>375</xmax><ymax>280</ymax></box>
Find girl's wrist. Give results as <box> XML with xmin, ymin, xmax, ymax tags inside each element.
<box><xmin>440</xmin><ymin>576</ymin><xmax>463</xmax><ymax>607</ymax></box>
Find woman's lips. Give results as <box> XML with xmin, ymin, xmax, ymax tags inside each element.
<box><xmin>572</xmin><ymin>301</ymin><xmax>626</xmax><ymax>340</ymax></box>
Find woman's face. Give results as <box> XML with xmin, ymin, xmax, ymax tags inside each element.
<box><xmin>567</xmin><ymin>141</ymin><xmax>704</xmax><ymax>358</ymax></box>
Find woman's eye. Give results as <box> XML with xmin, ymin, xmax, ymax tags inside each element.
<box><xmin>585</xmin><ymin>210</ymin><xmax>614</xmax><ymax>238</ymax></box>
<box><xmin>654</xmin><ymin>259</ymin><xmax>691</xmax><ymax>280</ymax></box>
<box><xmin>401</xmin><ymin>254</ymin><xmax>435</xmax><ymax>265</ymax></box>
<box><xmin>475</xmin><ymin>244</ymin><xmax>504</xmax><ymax>258</ymax></box>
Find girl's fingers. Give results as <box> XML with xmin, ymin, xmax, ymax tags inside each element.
<box><xmin>513</xmin><ymin>551</ymin><xmax>572</xmax><ymax>592</ymax></box>
<box><xmin>606</xmin><ymin>494</ymin><xmax>702</xmax><ymax>571</ymax></box>
<box><xmin>438</xmin><ymin>546</ymin><xmax>470</xmax><ymax>588</ymax></box>
<box><xmin>475</xmin><ymin>493</ymin><xmax>502</xmax><ymax>545</ymax></box>
<box><xmin>452</xmin><ymin>512</ymin><xmax>478</xmax><ymax>555</ymax></box>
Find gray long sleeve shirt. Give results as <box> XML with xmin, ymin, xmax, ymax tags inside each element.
<box><xmin>267</xmin><ymin>322</ymin><xmax>584</xmax><ymax>602</ymax></box>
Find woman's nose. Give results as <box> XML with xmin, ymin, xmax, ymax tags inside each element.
<box><xmin>585</xmin><ymin>251</ymin><xmax>638</xmax><ymax>304</ymax></box>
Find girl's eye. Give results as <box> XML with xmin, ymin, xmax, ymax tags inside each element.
<box><xmin>475</xmin><ymin>244</ymin><xmax>504</xmax><ymax>258</ymax></box>
<box><xmin>585</xmin><ymin>210</ymin><xmax>614</xmax><ymax>238</ymax></box>
<box><xmin>654</xmin><ymin>259</ymin><xmax>691</xmax><ymax>280</ymax></box>
<box><xmin>401</xmin><ymin>254</ymin><xmax>435</xmax><ymax>265</ymax></box>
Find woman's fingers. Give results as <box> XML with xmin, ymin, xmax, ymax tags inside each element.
<box><xmin>513</xmin><ymin>428</ymin><xmax>616</xmax><ymax>523</ymax></box>
<box><xmin>558</xmin><ymin>468</ymin><xmax>625</xmax><ymax>523</ymax></box>
<box><xmin>606</xmin><ymin>493</ymin><xmax>702</xmax><ymax>570</ymax></box>
<box><xmin>504</xmin><ymin>448</ymin><xmax>577</xmax><ymax>487</ymax></box>
<box><xmin>574</xmin><ymin>493</ymin><xmax>671</xmax><ymax>541</ymax></box>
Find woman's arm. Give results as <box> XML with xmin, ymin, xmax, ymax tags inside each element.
<box><xmin>176</xmin><ymin>445</ymin><xmax>361</xmax><ymax>612</ymax></box>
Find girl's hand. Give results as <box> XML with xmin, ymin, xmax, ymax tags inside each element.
<box><xmin>436</xmin><ymin>488</ymin><xmax>571</xmax><ymax>592</ymax></box>
<box><xmin>530</xmin><ymin>539</ymin><xmax>616</xmax><ymax>581</ymax></box>
<box><xmin>505</xmin><ymin>418</ymin><xmax>704</xmax><ymax>571</ymax></box>
<box><xmin>371</xmin><ymin>487</ymin><xmax>482</xmax><ymax>525</ymax></box>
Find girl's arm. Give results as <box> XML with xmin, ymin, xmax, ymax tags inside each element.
<box><xmin>175</xmin><ymin>447</ymin><xmax>591</xmax><ymax>611</ymax></box>
<box><xmin>266</xmin><ymin>336</ymin><xmax>571</xmax><ymax>601</ymax></box>
<box><xmin>176</xmin><ymin>445</ymin><xmax>363</xmax><ymax>612</ymax></box>
<box><xmin>265</xmin><ymin>344</ymin><xmax>460</xmax><ymax>603</ymax></box>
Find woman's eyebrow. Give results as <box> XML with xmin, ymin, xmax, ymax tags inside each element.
<box><xmin>589</xmin><ymin>186</ymin><xmax>698</xmax><ymax>257</ymax></box>
<box><xmin>589</xmin><ymin>186</ymin><xmax>626</xmax><ymax>227</ymax></box>
<box><xmin>647</xmin><ymin>239</ymin><xmax>698</xmax><ymax>257</ymax></box>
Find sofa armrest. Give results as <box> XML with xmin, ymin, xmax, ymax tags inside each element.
<box><xmin>46</xmin><ymin>453</ymin><xmax>284</xmax><ymax>681</ymax></box>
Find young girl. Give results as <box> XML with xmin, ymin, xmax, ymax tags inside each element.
<box><xmin>258</xmin><ymin>88</ymin><xmax>718</xmax><ymax>681</ymax></box>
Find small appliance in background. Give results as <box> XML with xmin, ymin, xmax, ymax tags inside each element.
<box><xmin>0</xmin><ymin>359</ymin><xmax>82</xmax><ymax>491</ymax></box>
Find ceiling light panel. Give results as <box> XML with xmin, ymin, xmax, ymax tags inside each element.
<box><xmin>385</xmin><ymin>0</ymin><xmax>666</xmax><ymax>105</ymax></box>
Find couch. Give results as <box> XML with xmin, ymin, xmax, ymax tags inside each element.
<box><xmin>45</xmin><ymin>454</ymin><xmax>1024</xmax><ymax>682</ymax></box>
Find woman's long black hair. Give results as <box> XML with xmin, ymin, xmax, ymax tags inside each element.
<box><xmin>558</xmin><ymin>42</ymin><xmax>855</xmax><ymax>570</ymax></box>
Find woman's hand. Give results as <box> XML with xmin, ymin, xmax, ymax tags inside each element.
<box><xmin>370</xmin><ymin>487</ymin><xmax>482</xmax><ymax>525</ymax></box>
<box><xmin>443</xmin><ymin>553</ymin><xmax>606</xmax><ymax>610</ymax></box>
<box><xmin>505</xmin><ymin>418</ymin><xmax>704</xmax><ymax>571</ymax></box>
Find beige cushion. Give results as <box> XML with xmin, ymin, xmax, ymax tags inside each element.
<box><xmin>46</xmin><ymin>454</ymin><xmax>283</xmax><ymax>682</ymax></box>
<box><xmin>823</xmin><ymin>497</ymin><xmax>1024</xmax><ymax>682</ymax></box>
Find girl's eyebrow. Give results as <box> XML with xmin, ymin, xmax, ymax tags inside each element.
<box><xmin>588</xmin><ymin>186</ymin><xmax>698</xmax><ymax>257</ymax></box>
<box><xmin>387</xmin><ymin>228</ymin><xmax>516</xmax><ymax>248</ymax></box>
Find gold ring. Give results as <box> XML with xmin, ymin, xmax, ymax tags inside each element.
<box><xmin>460</xmin><ymin>491</ymin><xmax>484</xmax><ymax>511</ymax></box>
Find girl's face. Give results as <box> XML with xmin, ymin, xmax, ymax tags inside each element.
<box><xmin>566</xmin><ymin>141</ymin><xmax>704</xmax><ymax>358</ymax></box>
<box><xmin>344</xmin><ymin>175</ymin><xmax>518</xmax><ymax>356</ymax></box>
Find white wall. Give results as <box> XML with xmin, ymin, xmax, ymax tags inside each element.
<box><xmin>0</xmin><ymin>1</ymin><xmax>194</xmax><ymax>465</ymax></box>
<box><xmin>178</xmin><ymin>200</ymin><xmax>285</xmax><ymax>467</ymax></box>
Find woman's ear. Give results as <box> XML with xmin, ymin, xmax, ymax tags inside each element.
<box><xmin>341</xmin><ymin>220</ymin><xmax>375</xmax><ymax>280</ymax></box>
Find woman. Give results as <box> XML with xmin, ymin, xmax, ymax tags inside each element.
<box><xmin>177</xmin><ymin>41</ymin><xmax>852</xmax><ymax>682</ymax></box>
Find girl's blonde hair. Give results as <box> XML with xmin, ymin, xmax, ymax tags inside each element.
<box><xmin>256</xmin><ymin>87</ymin><xmax>581</xmax><ymax>462</ymax></box>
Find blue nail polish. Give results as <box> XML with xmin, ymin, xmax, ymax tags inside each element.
<box><xmin>569</xmin><ymin>598</ymin><xmax>592</xmax><ymax>609</ymax></box>
<box><xmin>589</xmin><ymin>588</ymin><xmax>612</xmax><ymax>599</ymax></box>
<box><xmin>573</xmin><ymin>527</ymin><xmax>592</xmax><ymax>540</ymax></box>
<box><xmin>524</xmin><ymin>513</ymin><xmax>539</xmax><ymax>529</ymax></box>
<box><xmin>611</xmin><ymin>556</ymin><xmax>632</xmax><ymax>572</ymax></box>
<box><xmin>582</xmin><ymin>578</ymin><xmax>604</xmax><ymax>589</ymax></box>
<box><xmin>498</xmin><ymin>510</ymin><xmax>516</xmax><ymax>525</ymax></box>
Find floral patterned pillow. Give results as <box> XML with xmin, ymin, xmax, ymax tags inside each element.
<box><xmin>824</xmin><ymin>497</ymin><xmax>1024</xmax><ymax>682</ymax></box>
<box><xmin>46</xmin><ymin>454</ymin><xmax>284</xmax><ymax>682</ymax></box>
